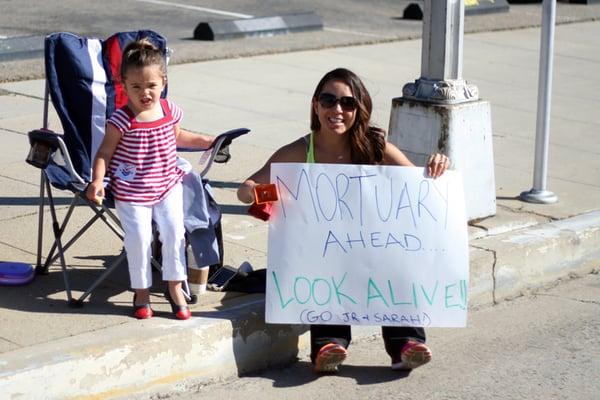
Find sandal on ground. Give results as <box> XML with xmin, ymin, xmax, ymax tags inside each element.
<box><xmin>314</xmin><ymin>343</ymin><xmax>348</xmax><ymax>373</ymax></box>
<box><xmin>391</xmin><ymin>340</ymin><xmax>432</xmax><ymax>371</ymax></box>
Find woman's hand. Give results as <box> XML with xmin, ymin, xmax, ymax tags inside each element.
<box><xmin>427</xmin><ymin>153</ymin><xmax>451</xmax><ymax>179</ymax></box>
<box><xmin>237</xmin><ymin>180</ymin><xmax>258</xmax><ymax>204</ymax></box>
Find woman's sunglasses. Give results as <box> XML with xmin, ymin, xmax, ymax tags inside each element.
<box><xmin>317</xmin><ymin>93</ymin><xmax>358</xmax><ymax>111</ymax></box>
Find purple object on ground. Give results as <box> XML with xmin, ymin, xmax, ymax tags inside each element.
<box><xmin>0</xmin><ymin>262</ymin><xmax>35</xmax><ymax>286</ymax></box>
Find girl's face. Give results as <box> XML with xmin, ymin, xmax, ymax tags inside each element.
<box><xmin>122</xmin><ymin>64</ymin><xmax>166</xmax><ymax>115</ymax></box>
<box><xmin>313</xmin><ymin>79</ymin><xmax>357</xmax><ymax>137</ymax></box>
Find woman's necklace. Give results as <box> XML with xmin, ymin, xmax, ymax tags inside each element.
<box><xmin>324</xmin><ymin>151</ymin><xmax>349</xmax><ymax>162</ymax></box>
<box><xmin>314</xmin><ymin>133</ymin><xmax>350</xmax><ymax>162</ymax></box>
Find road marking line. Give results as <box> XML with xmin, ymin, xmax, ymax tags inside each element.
<box><xmin>134</xmin><ymin>0</ymin><xmax>253</xmax><ymax>19</ymax></box>
<box><xmin>324</xmin><ymin>27</ymin><xmax>394</xmax><ymax>39</ymax></box>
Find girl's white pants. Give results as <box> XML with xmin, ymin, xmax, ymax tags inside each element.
<box><xmin>115</xmin><ymin>183</ymin><xmax>187</xmax><ymax>289</ymax></box>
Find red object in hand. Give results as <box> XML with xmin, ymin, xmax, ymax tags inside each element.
<box><xmin>248</xmin><ymin>201</ymin><xmax>273</xmax><ymax>221</ymax></box>
<box><xmin>254</xmin><ymin>183</ymin><xmax>278</xmax><ymax>204</ymax></box>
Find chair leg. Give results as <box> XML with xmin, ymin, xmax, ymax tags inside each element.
<box><xmin>35</xmin><ymin>172</ymin><xmax>47</xmax><ymax>274</ymax></box>
<box><xmin>44</xmin><ymin>177</ymin><xmax>73</xmax><ymax>303</ymax></box>
<box><xmin>76</xmin><ymin>252</ymin><xmax>127</xmax><ymax>305</ymax></box>
<box><xmin>35</xmin><ymin>175</ymin><xmax>131</xmax><ymax>306</ymax></box>
<box><xmin>208</xmin><ymin>221</ymin><xmax>224</xmax><ymax>279</ymax></box>
<box><xmin>45</xmin><ymin>212</ymin><xmax>95</xmax><ymax>269</ymax></box>
<box><xmin>183</xmin><ymin>238</ymin><xmax>197</xmax><ymax>304</ymax></box>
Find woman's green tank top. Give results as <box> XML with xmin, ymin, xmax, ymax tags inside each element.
<box><xmin>306</xmin><ymin>132</ymin><xmax>315</xmax><ymax>163</ymax></box>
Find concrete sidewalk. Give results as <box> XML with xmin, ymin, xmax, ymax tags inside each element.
<box><xmin>0</xmin><ymin>20</ymin><xmax>599</xmax><ymax>399</ymax></box>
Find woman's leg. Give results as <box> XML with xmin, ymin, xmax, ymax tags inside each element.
<box><xmin>311</xmin><ymin>324</ymin><xmax>351</xmax><ymax>372</ymax></box>
<box><xmin>381</xmin><ymin>326</ymin><xmax>426</xmax><ymax>357</ymax></box>
<box><xmin>382</xmin><ymin>326</ymin><xmax>431</xmax><ymax>370</ymax></box>
<box><xmin>310</xmin><ymin>324</ymin><xmax>352</xmax><ymax>363</ymax></box>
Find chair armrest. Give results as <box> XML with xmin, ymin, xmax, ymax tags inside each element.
<box><xmin>26</xmin><ymin>129</ymin><xmax>86</xmax><ymax>185</ymax></box>
<box><xmin>177</xmin><ymin>128</ymin><xmax>250</xmax><ymax>177</ymax></box>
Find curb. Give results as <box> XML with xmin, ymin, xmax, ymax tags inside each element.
<box><xmin>469</xmin><ymin>210</ymin><xmax>600</xmax><ymax>305</ymax></box>
<box><xmin>1</xmin><ymin>212</ymin><xmax>599</xmax><ymax>399</ymax></box>
<box><xmin>0</xmin><ymin>35</ymin><xmax>44</xmax><ymax>62</ymax></box>
<box><xmin>0</xmin><ymin>296</ymin><xmax>306</xmax><ymax>400</ymax></box>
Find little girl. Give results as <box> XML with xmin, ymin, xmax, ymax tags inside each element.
<box><xmin>86</xmin><ymin>38</ymin><xmax>214</xmax><ymax>320</ymax></box>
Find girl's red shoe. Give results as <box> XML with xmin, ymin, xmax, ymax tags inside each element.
<box><xmin>133</xmin><ymin>304</ymin><xmax>154</xmax><ymax>319</ymax></box>
<box><xmin>173</xmin><ymin>306</ymin><xmax>191</xmax><ymax>320</ymax></box>
<box><xmin>133</xmin><ymin>293</ymin><xmax>153</xmax><ymax>319</ymax></box>
<box><xmin>165</xmin><ymin>290</ymin><xmax>191</xmax><ymax>320</ymax></box>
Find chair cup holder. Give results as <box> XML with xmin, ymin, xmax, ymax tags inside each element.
<box><xmin>26</xmin><ymin>129</ymin><xmax>61</xmax><ymax>169</ymax></box>
<box><xmin>26</xmin><ymin>141</ymin><xmax>53</xmax><ymax>169</ymax></box>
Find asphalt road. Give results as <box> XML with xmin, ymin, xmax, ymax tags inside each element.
<box><xmin>1</xmin><ymin>1</ymin><xmax>600</xmax><ymax>82</ymax></box>
<box><xmin>150</xmin><ymin>272</ymin><xmax>600</xmax><ymax>400</ymax></box>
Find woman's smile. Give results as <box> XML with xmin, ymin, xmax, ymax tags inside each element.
<box><xmin>315</xmin><ymin>80</ymin><xmax>356</xmax><ymax>136</ymax></box>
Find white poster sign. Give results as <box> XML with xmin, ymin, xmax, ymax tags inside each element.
<box><xmin>265</xmin><ymin>163</ymin><xmax>469</xmax><ymax>327</ymax></box>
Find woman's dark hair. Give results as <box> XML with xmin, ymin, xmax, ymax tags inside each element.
<box><xmin>120</xmin><ymin>38</ymin><xmax>166</xmax><ymax>81</ymax></box>
<box><xmin>310</xmin><ymin>68</ymin><xmax>386</xmax><ymax>164</ymax></box>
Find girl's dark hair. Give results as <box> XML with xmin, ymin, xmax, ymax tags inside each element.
<box><xmin>120</xmin><ymin>38</ymin><xmax>166</xmax><ymax>80</ymax></box>
<box><xmin>310</xmin><ymin>68</ymin><xmax>386</xmax><ymax>165</ymax></box>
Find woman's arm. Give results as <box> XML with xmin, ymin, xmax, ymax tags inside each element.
<box><xmin>237</xmin><ymin>138</ymin><xmax>306</xmax><ymax>204</ymax></box>
<box><xmin>382</xmin><ymin>142</ymin><xmax>415</xmax><ymax>167</ymax></box>
<box><xmin>382</xmin><ymin>142</ymin><xmax>450</xmax><ymax>178</ymax></box>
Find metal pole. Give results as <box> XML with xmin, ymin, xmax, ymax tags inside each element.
<box><xmin>520</xmin><ymin>0</ymin><xmax>558</xmax><ymax>204</ymax></box>
<box><xmin>43</xmin><ymin>82</ymin><xmax>49</xmax><ymax>129</ymax></box>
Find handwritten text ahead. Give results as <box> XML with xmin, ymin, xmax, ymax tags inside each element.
<box><xmin>265</xmin><ymin>163</ymin><xmax>469</xmax><ymax>327</ymax></box>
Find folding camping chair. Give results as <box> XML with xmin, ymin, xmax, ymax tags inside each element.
<box><xmin>26</xmin><ymin>30</ymin><xmax>249</xmax><ymax>307</ymax></box>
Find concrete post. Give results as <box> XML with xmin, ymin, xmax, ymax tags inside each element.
<box><xmin>403</xmin><ymin>0</ymin><xmax>479</xmax><ymax>104</ymax></box>
<box><xmin>389</xmin><ymin>0</ymin><xmax>496</xmax><ymax>221</ymax></box>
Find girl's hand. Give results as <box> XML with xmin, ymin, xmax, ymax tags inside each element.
<box><xmin>427</xmin><ymin>153</ymin><xmax>450</xmax><ymax>179</ymax></box>
<box><xmin>86</xmin><ymin>181</ymin><xmax>105</xmax><ymax>204</ymax></box>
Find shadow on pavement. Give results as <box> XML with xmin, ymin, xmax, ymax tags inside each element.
<box><xmin>219</xmin><ymin>204</ymin><xmax>250</xmax><ymax>215</ymax></box>
<box><xmin>195</xmin><ymin>290</ymin><xmax>307</xmax><ymax>378</ymax></box>
<box><xmin>209</xmin><ymin>180</ymin><xmax>240</xmax><ymax>190</ymax></box>
<box><xmin>0</xmin><ymin>252</ymin><xmax>139</xmax><ymax>316</ymax></box>
<box><xmin>243</xmin><ymin>360</ymin><xmax>410</xmax><ymax>387</ymax></box>
<box><xmin>0</xmin><ymin>196</ymin><xmax>76</xmax><ymax>206</ymax></box>
<box><xmin>496</xmin><ymin>196</ymin><xmax>520</xmax><ymax>201</ymax></box>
